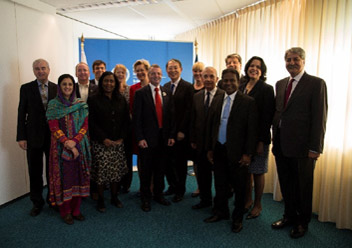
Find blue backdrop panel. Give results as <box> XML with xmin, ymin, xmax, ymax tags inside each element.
<box><xmin>80</xmin><ymin>39</ymin><xmax>193</xmax><ymax>86</ymax></box>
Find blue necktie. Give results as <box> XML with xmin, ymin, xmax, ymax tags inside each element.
<box><xmin>170</xmin><ymin>83</ymin><xmax>175</xmax><ymax>95</ymax></box>
<box><xmin>218</xmin><ymin>96</ymin><xmax>231</xmax><ymax>144</ymax></box>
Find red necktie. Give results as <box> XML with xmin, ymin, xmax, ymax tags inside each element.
<box><xmin>155</xmin><ymin>88</ymin><xmax>163</xmax><ymax>128</ymax></box>
<box><xmin>284</xmin><ymin>79</ymin><xmax>294</xmax><ymax>107</ymax></box>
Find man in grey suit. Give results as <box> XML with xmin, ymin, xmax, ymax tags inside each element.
<box><xmin>271</xmin><ymin>47</ymin><xmax>328</xmax><ymax>238</ymax></box>
<box><xmin>17</xmin><ymin>59</ymin><xmax>57</xmax><ymax>216</ymax></box>
<box><xmin>190</xmin><ymin>67</ymin><xmax>224</xmax><ymax>210</ymax></box>
<box><xmin>205</xmin><ymin>68</ymin><xmax>257</xmax><ymax>233</ymax></box>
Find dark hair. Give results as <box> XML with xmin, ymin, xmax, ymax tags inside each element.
<box><xmin>57</xmin><ymin>74</ymin><xmax>76</xmax><ymax>105</ymax></box>
<box><xmin>98</xmin><ymin>71</ymin><xmax>120</xmax><ymax>97</ymax></box>
<box><xmin>221</xmin><ymin>68</ymin><xmax>240</xmax><ymax>82</ymax></box>
<box><xmin>166</xmin><ymin>59</ymin><xmax>182</xmax><ymax>69</ymax></box>
<box><xmin>285</xmin><ymin>47</ymin><xmax>305</xmax><ymax>60</ymax></box>
<box><xmin>244</xmin><ymin>56</ymin><xmax>267</xmax><ymax>82</ymax></box>
<box><xmin>92</xmin><ymin>60</ymin><xmax>106</xmax><ymax>70</ymax></box>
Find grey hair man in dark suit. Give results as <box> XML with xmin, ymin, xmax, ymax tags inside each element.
<box><xmin>17</xmin><ymin>59</ymin><xmax>57</xmax><ymax>216</ymax></box>
<box><xmin>271</xmin><ymin>47</ymin><xmax>328</xmax><ymax>238</ymax></box>
<box><xmin>204</xmin><ymin>68</ymin><xmax>257</xmax><ymax>233</ymax></box>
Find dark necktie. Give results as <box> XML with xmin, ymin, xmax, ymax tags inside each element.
<box><xmin>284</xmin><ymin>79</ymin><xmax>294</xmax><ymax>107</ymax></box>
<box><xmin>40</xmin><ymin>83</ymin><xmax>48</xmax><ymax>109</ymax></box>
<box><xmin>204</xmin><ymin>91</ymin><xmax>210</xmax><ymax>115</ymax></box>
<box><xmin>155</xmin><ymin>88</ymin><xmax>163</xmax><ymax>128</ymax></box>
<box><xmin>170</xmin><ymin>83</ymin><xmax>175</xmax><ymax>95</ymax></box>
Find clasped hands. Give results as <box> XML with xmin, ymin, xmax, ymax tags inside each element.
<box><xmin>138</xmin><ymin>138</ymin><xmax>175</xmax><ymax>149</ymax></box>
<box><xmin>103</xmin><ymin>138</ymin><xmax>123</xmax><ymax>147</ymax></box>
<box><xmin>64</xmin><ymin>140</ymin><xmax>79</xmax><ymax>159</ymax></box>
<box><xmin>207</xmin><ymin>151</ymin><xmax>251</xmax><ymax>167</ymax></box>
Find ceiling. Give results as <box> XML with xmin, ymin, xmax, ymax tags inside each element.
<box><xmin>40</xmin><ymin>0</ymin><xmax>261</xmax><ymax>40</ymax></box>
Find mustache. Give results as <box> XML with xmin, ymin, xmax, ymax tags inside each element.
<box><xmin>287</xmin><ymin>65</ymin><xmax>299</xmax><ymax>69</ymax></box>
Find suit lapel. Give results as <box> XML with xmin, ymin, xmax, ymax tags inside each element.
<box><xmin>146</xmin><ymin>85</ymin><xmax>158</xmax><ymax>121</ymax></box>
<box><xmin>286</xmin><ymin>72</ymin><xmax>307</xmax><ymax>108</ymax></box>
<box><xmin>31</xmin><ymin>81</ymin><xmax>46</xmax><ymax>110</ymax></box>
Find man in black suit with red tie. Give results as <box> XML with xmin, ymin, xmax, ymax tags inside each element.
<box><xmin>163</xmin><ymin>59</ymin><xmax>194</xmax><ymax>202</ymax></box>
<box><xmin>190</xmin><ymin>66</ymin><xmax>224</xmax><ymax>210</ymax></box>
<box><xmin>205</xmin><ymin>68</ymin><xmax>257</xmax><ymax>233</ymax></box>
<box><xmin>17</xmin><ymin>59</ymin><xmax>57</xmax><ymax>216</ymax></box>
<box><xmin>271</xmin><ymin>47</ymin><xmax>328</xmax><ymax>238</ymax></box>
<box><xmin>133</xmin><ymin>64</ymin><xmax>175</xmax><ymax>212</ymax></box>
<box><xmin>75</xmin><ymin>62</ymin><xmax>98</xmax><ymax>102</ymax></box>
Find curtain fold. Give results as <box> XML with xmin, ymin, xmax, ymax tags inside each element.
<box><xmin>176</xmin><ymin>0</ymin><xmax>352</xmax><ymax>230</ymax></box>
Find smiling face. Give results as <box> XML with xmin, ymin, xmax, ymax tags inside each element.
<box><xmin>93</xmin><ymin>63</ymin><xmax>106</xmax><ymax>80</ymax></box>
<box><xmin>285</xmin><ymin>52</ymin><xmax>305</xmax><ymax>77</ymax></box>
<box><xmin>222</xmin><ymin>72</ymin><xmax>239</xmax><ymax>95</ymax></box>
<box><xmin>193</xmin><ymin>68</ymin><xmax>203</xmax><ymax>82</ymax></box>
<box><xmin>76</xmin><ymin>63</ymin><xmax>90</xmax><ymax>84</ymax></box>
<box><xmin>247</xmin><ymin>59</ymin><xmax>262</xmax><ymax>82</ymax></box>
<box><xmin>33</xmin><ymin>61</ymin><xmax>50</xmax><ymax>83</ymax></box>
<box><xmin>166</xmin><ymin>60</ymin><xmax>182</xmax><ymax>82</ymax></box>
<box><xmin>226</xmin><ymin>57</ymin><xmax>241</xmax><ymax>74</ymax></box>
<box><xmin>202</xmin><ymin>67</ymin><xmax>218</xmax><ymax>91</ymax></box>
<box><xmin>102</xmin><ymin>74</ymin><xmax>116</xmax><ymax>95</ymax></box>
<box><xmin>135</xmin><ymin>64</ymin><xmax>148</xmax><ymax>82</ymax></box>
<box><xmin>148</xmin><ymin>66</ymin><xmax>162</xmax><ymax>87</ymax></box>
<box><xmin>60</xmin><ymin>77</ymin><xmax>74</xmax><ymax>99</ymax></box>
<box><xmin>115</xmin><ymin>68</ymin><xmax>126</xmax><ymax>82</ymax></box>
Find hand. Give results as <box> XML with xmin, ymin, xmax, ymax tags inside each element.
<box><xmin>177</xmin><ymin>132</ymin><xmax>185</xmax><ymax>141</ymax></box>
<box><xmin>64</xmin><ymin>140</ymin><xmax>76</xmax><ymax>149</ymax></box>
<box><xmin>112</xmin><ymin>139</ymin><xmax>123</xmax><ymax>146</ymax></box>
<box><xmin>207</xmin><ymin>151</ymin><xmax>214</xmax><ymax>164</ymax></box>
<box><xmin>256</xmin><ymin>142</ymin><xmax>264</xmax><ymax>155</ymax></box>
<box><xmin>71</xmin><ymin>147</ymin><xmax>79</xmax><ymax>159</ymax></box>
<box><xmin>190</xmin><ymin>143</ymin><xmax>197</xmax><ymax>150</ymax></box>
<box><xmin>239</xmin><ymin>154</ymin><xmax>251</xmax><ymax>167</ymax></box>
<box><xmin>103</xmin><ymin>139</ymin><xmax>114</xmax><ymax>147</ymax></box>
<box><xmin>18</xmin><ymin>140</ymin><xmax>27</xmax><ymax>150</ymax></box>
<box><xmin>308</xmin><ymin>151</ymin><xmax>320</xmax><ymax>160</ymax></box>
<box><xmin>138</xmin><ymin>139</ymin><xmax>148</xmax><ymax>149</ymax></box>
<box><xmin>168</xmin><ymin>139</ymin><xmax>175</xmax><ymax>147</ymax></box>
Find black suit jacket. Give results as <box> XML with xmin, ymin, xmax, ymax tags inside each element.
<box><xmin>133</xmin><ymin>84</ymin><xmax>175</xmax><ymax>148</ymax></box>
<box><xmin>89</xmin><ymin>79</ymin><xmax>97</xmax><ymax>85</ymax></box>
<box><xmin>16</xmin><ymin>80</ymin><xmax>57</xmax><ymax>148</ymax></box>
<box><xmin>206</xmin><ymin>91</ymin><xmax>258</xmax><ymax>163</ymax></box>
<box><xmin>239</xmin><ymin>80</ymin><xmax>275</xmax><ymax>145</ymax></box>
<box><xmin>164</xmin><ymin>79</ymin><xmax>193</xmax><ymax>135</ymax></box>
<box><xmin>190</xmin><ymin>88</ymin><xmax>224</xmax><ymax>152</ymax></box>
<box><xmin>75</xmin><ymin>82</ymin><xmax>98</xmax><ymax>100</ymax></box>
<box><xmin>272</xmin><ymin>72</ymin><xmax>328</xmax><ymax>157</ymax></box>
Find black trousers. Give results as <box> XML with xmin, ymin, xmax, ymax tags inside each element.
<box><xmin>213</xmin><ymin>143</ymin><xmax>247</xmax><ymax>223</ymax></box>
<box><xmin>195</xmin><ymin>150</ymin><xmax>213</xmax><ymax>204</ymax></box>
<box><xmin>26</xmin><ymin>139</ymin><xmax>50</xmax><ymax>208</ymax></box>
<box><xmin>273</xmin><ymin>130</ymin><xmax>316</xmax><ymax>227</ymax></box>
<box><xmin>165</xmin><ymin>139</ymin><xmax>188</xmax><ymax>196</ymax></box>
<box><xmin>139</xmin><ymin>132</ymin><xmax>166</xmax><ymax>202</ymax></box>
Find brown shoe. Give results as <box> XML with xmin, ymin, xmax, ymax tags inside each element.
<box><xmin>63</xmin><ymin>214</ymin><xmax>74</xmax><ymax>225</ymax></box>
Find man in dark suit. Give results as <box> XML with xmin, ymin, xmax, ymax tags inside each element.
<box><xmin>90</xmin><ymin>60</ymin><xmax>106</xmax><ymax>85</ymax></box>
<box><xmin>17</xmin><ymin>59</ymin><xmax>57</xmax><ymax>216</ymax></box>
<box><xmin>205</xmin><ymin>68</ymin><xmax>257</xmax><ymax>233</ymax></box>
<box><xmin>163</xmin><ymin>59</ymin><xmax>194</xmax><ymax>202</ymax></box>
<box><xmin>75</xmin><ymin>62</ymin><xmax>98</xmax><ymax>102</ymax></box>
<box><xmin>271</xmin><ymin>47</ymin><xmax>328</xmax><ymax>239</ymax></box>
<box><xmin>190</xmin><ymin>66</ymin><xmax>224</xmax><ymax>210</ymax></box>
<box><xmin>133</xmin><ymin>64</ymin><xmax>175</xmax><ymax>212</ymax></box>
<box><xmin>217</xmin><ymin>53</ymin><xmax>245</xmax><ymax>89</ymax></box>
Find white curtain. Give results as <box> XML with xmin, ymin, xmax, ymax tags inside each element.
<box><xmin>176</xmin><ymin>0</ymin><xmax>352</xmax><ymax>230</ymax></box>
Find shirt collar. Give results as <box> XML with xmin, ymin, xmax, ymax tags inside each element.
<box><xmin>205</xmin><ymin>87</ymin><xmax>217</xmax><ymax>96</ymax></box>
<box><xmin>224</xmin><ymin>90</ymin><xmax>237</xmax><ymax>101</ymax></box>
<box><xmin>37</xmin><ymin>80</ymin><xmax>48</xmax><ymax>86</ymax></box>
<box><xmin>291</xmin><ymin>70</ymin><xmax>305</xmax><ymax>82</ymax></box>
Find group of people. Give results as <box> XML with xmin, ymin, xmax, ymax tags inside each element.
<box><xmin>16</xmin><ymin>46</ymin><xmax>327</xmax><ymax>239</ymax></box>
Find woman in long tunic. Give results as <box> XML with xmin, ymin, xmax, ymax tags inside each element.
<box><xmin>89</xmin><ymin>71</ymin><xmax>129</xmax><ymax>212</ymax></box>
<box><xmin>46</xmin><ymin>74</ymin><xmax>91</xmax><ymax>225</ymax></box>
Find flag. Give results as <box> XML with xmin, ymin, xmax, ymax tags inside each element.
<box><xmin>80</xmin><ymin>34</ymin><xmax>88</xmax><ymax>65</ymax></box>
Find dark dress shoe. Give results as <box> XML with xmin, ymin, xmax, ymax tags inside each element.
<box><xmin>191</xmin><ymin>192</ymin><xmax>200</xmax><ymax>198</ymax></box>
<box><xmin>192</xmin><ymin>202</ymin><xmax>212</xmax><ymax>210</ymax></box>
<box><xmin>30</xmin><ymin>206</ymin><xmax>42</xmax><ymax>217</ymax></box>
<box><xmin>204</xmin><ymin>214</ymin><xmax>229</xmax><ymax>223</ymax></box>
<box><xmin>231</xmin><ymin>222</ymin><xmax>243</xmax><ymax>233</ymax></box>
<box><xmin>111</xmin><ymin>198</ymin><xmax>123</xmax><ymax>208</ymax></box>
<box><xmin>63</xmin><ymin>214</ymin><xmax>74</xmax><ymax>225</ymax></box>
<box><xmin>163</xmin><ymin>189</ymin><xmax>175</xmax><ymax>196</ymax></box>
<box><xmin>73</xmin><ymin>213</ymin><xmax>85</xmax><ymax>221</ymax></box>
<box><xmin>154</xmin><ymin>197</ymin><xmax>171</xmax><ymax>206</ymax></box>
<box><xmin>271</xmin><ymin>218</ymin><xmax>292</xmax><ymax>229</ymax></box>
<box><xmin>246</xmin><ymin>212</ymin><xmax>260</xmax><ymax>220</ymax></box>
<box><xmin>97</xmin><ymin>200</ymin><xmax>106</xmax><ymax>213</ymax></box>
<box><xmin>141</xmin><ymin>201</ymin><xmax>151</xmax><ymax>212</ymax></box>
<box><xmin>290</xmin><ymin>225</ymin><xmax>307</xmax><ymax>239</ymax></box>
<box><xmin>172</xmin><ymin>195</ymin><xmax>183</xmax><ymax>203</ymax></box>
